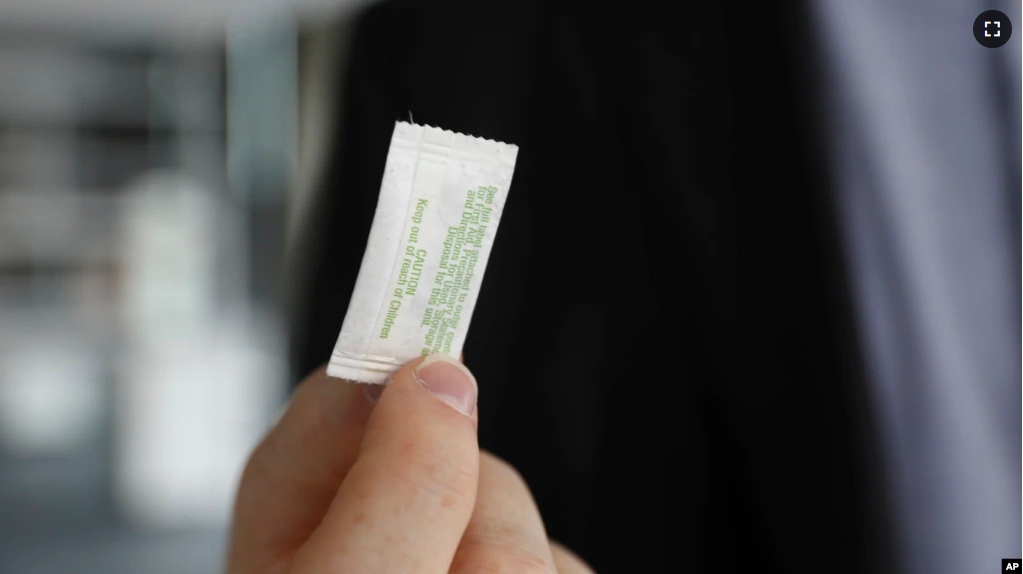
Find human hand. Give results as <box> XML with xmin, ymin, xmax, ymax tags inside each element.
<box><xmin>226</xmin><ymin>354</ymin><xmax>594</xmax><ymax>574</ymax></box>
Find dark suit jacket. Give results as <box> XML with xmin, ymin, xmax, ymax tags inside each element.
<box><xmin>290</xmin><ymin>2</ymin><xmax>898</xmax><ymax>572</ymax></box>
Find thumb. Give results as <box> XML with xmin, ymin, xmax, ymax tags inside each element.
<box><xmin>291</xmin><ymin>354</ymin><xmax>480</xmax><ymax>574</ymax></box>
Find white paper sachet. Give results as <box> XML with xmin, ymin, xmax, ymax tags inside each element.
<box><xmin>326</xmin><ymin>122</ymin><xmax>519</xmax><ymax>384</ymax></box>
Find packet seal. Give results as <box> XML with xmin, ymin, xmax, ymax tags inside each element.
<box><xmin>393</xmin><ymin>122</ymin><xmax>519</xmax><ymax>169</ymax></box>
<box><xmin>326</xmin><ymin>350</ymin><xmax>404</xmax><ymax>385</ymax></box>
<box><xmin>394</xmin><ymin>121</ymin><xmax>517</xmax><ymax>152</ymax></box>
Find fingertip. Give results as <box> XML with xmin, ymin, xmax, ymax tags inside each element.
<box><xmin>413</xmin><ymin>354</ymin><xmax>478</xmax><ymax>417</ymax></box>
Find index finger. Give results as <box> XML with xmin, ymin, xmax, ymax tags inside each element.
<box><xmin>227</xmin><ymin>366</ymin><xmax>375</xmax><ymax>574</ymax></box>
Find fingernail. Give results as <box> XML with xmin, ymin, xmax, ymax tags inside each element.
<box><xmin>363</xmin><ymin>383</ymin><xmax>384</xmax><ymax>404</ymax></box>
<box><xmin>415</xmin><ymin>354</ymin><xmax>478</xmax><ymax>417</ymax></box>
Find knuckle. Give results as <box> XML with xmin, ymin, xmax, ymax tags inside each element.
<box><xmin>239</xmin><ymin>438</ymin><xmax>271</xmax><ymax>487</ymax></box>
<box><xmin>233</xmin><ymin>438</ymin><xmax>275</xmax><ymax>511</ymax></box>
<box><xmin>237</xmin><ymin>432</ymin><xmax>289</xmax><ymax>494</ymax></box>
<box><xmin>453</xmin><ymin>539</ymin><xmax>556</xmax><ymax>574</ymax></box>
<box><xmin>480</xmin><ymin>451</ymin><xmax>527</xmax><ymax>486</ymax></box>
<box><xmin>479</xmin><ymin>451</ymin><xmax>538</xmax><ymax>504</ymax></box>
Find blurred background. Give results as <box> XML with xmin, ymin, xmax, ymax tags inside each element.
<box><xmin>0</xmin><ymin>1</ymin><xmax>362</xmax><ymax>572</ymax></box>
